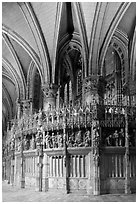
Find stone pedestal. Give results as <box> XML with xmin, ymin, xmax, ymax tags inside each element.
<box><xmin>42</xmin><ymin>83</ymin><xmax>58</xmax><ymax>111</ymax></box>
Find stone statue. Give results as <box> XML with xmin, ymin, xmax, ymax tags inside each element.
<box><xmin>58</xmin><ymin>134</ymin><xmax>63</xmax><ymax>148</ymax></box>
<box><xmin>51</xmin><ymin>133</ymin><xmax>57</xmax><ymax>148</ymax></box>
<box><xmin>11</xmin><ymin>137</ymin><xmax>15</xmax><ymax>150</ymax></box>
<box><xmin>67</xmin><ymin>136</ymin><xmax>73</xmax><ymax>147</ymax></box>
<box><xmin>118</xmin><ymin>128</ymin><xmax>125</xmax><ymax>146</ymax></box>
<box><xmin>36</xmin><ymin>129</ymin><xmax>43</xmax><ymax>146</ymax></box>
<box><xmin>85</xmin><ymin>130</ymin><xmax>91</xmax><ymax>147</ymax></box>
<box><xmin>74</xmin><ymin>130</ymin><xmax>82</xmax><ymax>147</ymax></box>
<box><xmin>45</xmin><ymin>132</ymin><xmax>51</xmax><ymax>149</ymax></box>
<box><xmin>31</xmin><ymin>136</ymin><xmax>36</xmax><ymax>150</ymax></box>
<box><xmin>38</xmin><ymin>109</ymin><xmax>42</xmax><ymax>127</ymax></box>
<box><xmin>105</xmin><ymin>134</ymin><xmax>112</xmax><ymax>146</ymax></box>
<box><xmin>24</xmin><ymin>137</ymin><xmax>29</xmax><ymax>150</ymax></box>
<box><xmin>113</xmin><ymin>130</ymin><xmax>119</xmax><ymax>146</ymax></box>
<box><xmin>18</xmin><ymin>138</ymin><xmax>21</xmax><ymax>152</ymax></box>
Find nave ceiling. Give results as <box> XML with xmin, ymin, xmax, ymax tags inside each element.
<box><xmin>2</xmin><ymin>2</ymin><xmax>136</xmax><ymax>134</ymax></box>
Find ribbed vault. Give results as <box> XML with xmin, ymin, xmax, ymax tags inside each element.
<box><xmin>2</xmin><ymin>2</ymin><xmax>136</xmax><ymax>136</ymax></box>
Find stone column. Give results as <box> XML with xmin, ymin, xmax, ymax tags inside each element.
<box><xmin>10</xmin><ymin>151</ymin><xmax>15</xmax><ymax>186</ymax></box>
<box><xmin>62</xmin><ymin>115</ymin><xmax>69</xmax><ymax>194</ymax></box>
<box><xmin>92</xmin><ymin>121</ymin><xmax>101</xmax><ymax>195</ymax></box>
<box><xmin>16</xmin><ymin>99</ymin><xmax>21</xmax><ymax>119</ymax></box>
<box><xmin>10</xmin><ymin>138</ymin><xmax>15</xmax><ymax>186</ymax></box>
<box><xmin>7</xmin><ymin>156</ymin><xmax>11</xmax><ymax>184</ymax></box>
<box><xmin>6</xmin><ymin>144</ymin><xmax>11</xmax><ymax>184</ymax></box>
<box><xmin>42</xmin><ymin>153</ymin><xmax>49</xmax><ymax>191</ymax></box>
<box><xmin>20</xmin><ymin>137</ymin><xmax>25</xmax><ymax>188</ymax></box>
<box><xmin>82</xmin><ymin>75</ymin><xmax>105</xmax><ymax>195</ymax></box>
<box><xmin>42</xmin><ymin>83</ymin><xmax>59</xmax><ymax>111</ymax></box>
<box><xmin>35</xmin><ymin>129</ymin><xmax>43</xmax><ymax>191</ymax></box>
<box><xmin>124</xmin><ymin>108</ymin><xmax>131</xmax><ymax>194</ymax></box>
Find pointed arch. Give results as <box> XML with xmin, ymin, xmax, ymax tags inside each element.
<box><xmin>89</xmin><ymin>2</ymin><xmax>107</xmax><ymax>75</ymax></box>
<box><xmin>72</xmin><ymin>2</ymin><xmax>88</xmax><ymax>78</ymax></box>
<box><xmin>2</xmin><ymin>83</ymin><xmax>13</xmax><ymax>118</ymax></box>
<box><xmin>99</xmin><ymin>2</ymin><xmax>131</xmax><ymax>73</ymax></box>
<box><xmin>130</xmin><ymin>28</ymin><xmax>136</xmax><ymax>80</ymax></box>
<box><xmin>2</xmin><ymin>58</ymin><xmax>22</xmax><ymax>99</ymax></box>
<box><xmin>51</xmin><ymin>2</ymin><xmax>63</xmax><ymax>83</ymax></box>
<box><xmin>18</xmin><ymin>2</ymin><xmax>51</xmax><ymax>83</ymax></box>
<box><xmin>27</xmin><ymin>60</ymin><xmax>36</xmax><ymax>100</ymax></box>
<box><xmin>3</xmin><ymin>33</ymin><xmax>26</xmax><ymax>98</ymax></box>
<box><xmin>2</xmin><ymin>24</ymin><xmax>43</xmax><ymax>83</ymax></box>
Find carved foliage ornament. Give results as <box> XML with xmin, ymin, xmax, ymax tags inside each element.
<box><xmin>42</xmin><ymin>83</ymin><xmax>59</xmax><ymax>98</ymax></box>
<box><xmin>82</xmin><ymin>76</ymin><xmax>105</xmax><ymax>95</ymax></box>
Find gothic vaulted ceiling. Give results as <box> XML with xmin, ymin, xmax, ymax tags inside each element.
<box><xmin>2</xmin><ymin>2</ymin><xmax>136</xmax><ymax>132</ymax></box>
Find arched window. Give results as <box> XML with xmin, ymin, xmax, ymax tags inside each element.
<box><xmin>77</xmin><ymin>69</ymin><xmax>82</xmax><ymax>97</ymax></box>
<box><xmin>104</xmin><ymin>47</ymin><xmax>123</xmax><ymax>105</ymax></box>
<box><xmin>64</xmin><ymin>79</ymin><xmax>72</xmax><ymax>105</ymax></box>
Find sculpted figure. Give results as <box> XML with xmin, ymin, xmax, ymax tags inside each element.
<box><xmin>118</xmin><ymin>128</ymin><xmax>125</xmax><ymax>146</ymax></box>
<box><xmin>85</xmin><ymin>130</ymin><xmax>91</xmax><ymax>147</ymax></box>
<box><xmin>105</xmin><ymin>134</ymin><xmax>112</xmax><ymax>146</ymax></box>
<box><xmin>113</xmin><ymin>130</ymin><xmax>119</xmax><ymax>146</ymax></box>
<box><xmin>51</xmin><ymin>133</ymin><xmax>57</xmax><ymax>148</ymax></box>
<box><xmin>36</xmin><ymin>129</ymin><xmax>43</xmax><ymax>147</ymax></box>
<box><xmin>24</xmin><ymin>137</ymin><xmax>27</xmax><ymax>150</ymax></box>
<box><xmin>93</xmin><ymin>124</ymin><xmax>100</xmax><ymax>147</ymax></box>
<box><xmin>67</xmin><ymin>136</ymin><xmax>73</xmax><ymax>147</ymax></box>
<box><xmin>75</xmin><ymin>130</ymin><xmax>82</xmax><ymax>147</ymax></box>
<box><xmin>11</xmin><ymin>137</ymin><xmax>15</xmax><ymax>150</ymax></box>
<box><xmin>31</xmin><ymin>136</ymin><xmax>36</xmax><ymax>149</ymax></box>
<box><xmin>45</xmin><ymin>132</ymin><xmax>51</xmax><ymax>149</ymax></box>
<box><xmin>58</xmin><ymin>134</ymin><xmax>63</xmax><ymax>148</ymax></box>
<box><xmin>18</xmin><ymin>138</ymin><xmax>21</xmax><ymax>152</ymax></box>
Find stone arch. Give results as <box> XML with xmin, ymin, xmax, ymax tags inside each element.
<box><xmin>130</xmin><ymin>29</ymin><xmax>136</xmax><ymax>81</ymax></box>
<box><xmin>56</xmin><ymin>39</ymin><xmax>83</xmax><ymax>105</ymax></box>
<box><xmin>101</xmin><ymin>29</ymin><xmax>129</xmax><ymax>87</ymax></box>
<box><xmin>2</xmin><ymin>59</ymin><xmax>24</xmax><ymax>100</ymax></box>
<box><xmin>56</xmin><ymin>37</ymin><xmax>83</xmax><ymax>85</ymax></box>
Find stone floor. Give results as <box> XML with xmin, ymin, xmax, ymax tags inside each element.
<box><xmin>2</xmin><ymin>181</ymin><xmax>136</xmax><ymax>202</ymax></box>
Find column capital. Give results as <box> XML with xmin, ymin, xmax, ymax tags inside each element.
<box><xmin>82</xmin><ymin>75</ymin><xmax>106</xmax><ymax>95</ymax></box>
<box><xmin>42</xmin><ymin>83</ymin><xmax>59</xmax><ymax>98</ymax></box>
<box><xmin>82</xmin><ymin>75</ymin><xmax>106</xmax><ymax>105</ymax></box>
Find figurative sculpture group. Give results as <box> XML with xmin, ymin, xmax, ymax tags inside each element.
<box><xmin>66</xmin><ymin>130</ymin><xmax>91</xmax><ymax>147</ymax></box>
<box><xmin>15</xmin><ymin>129</ymin><xmax>91</xmax><ymax>152</ymax></box>
<box><xmin>105</xmin><ymin>128</ymin><xmax>125</xmax><ymax>146</ymax></box>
